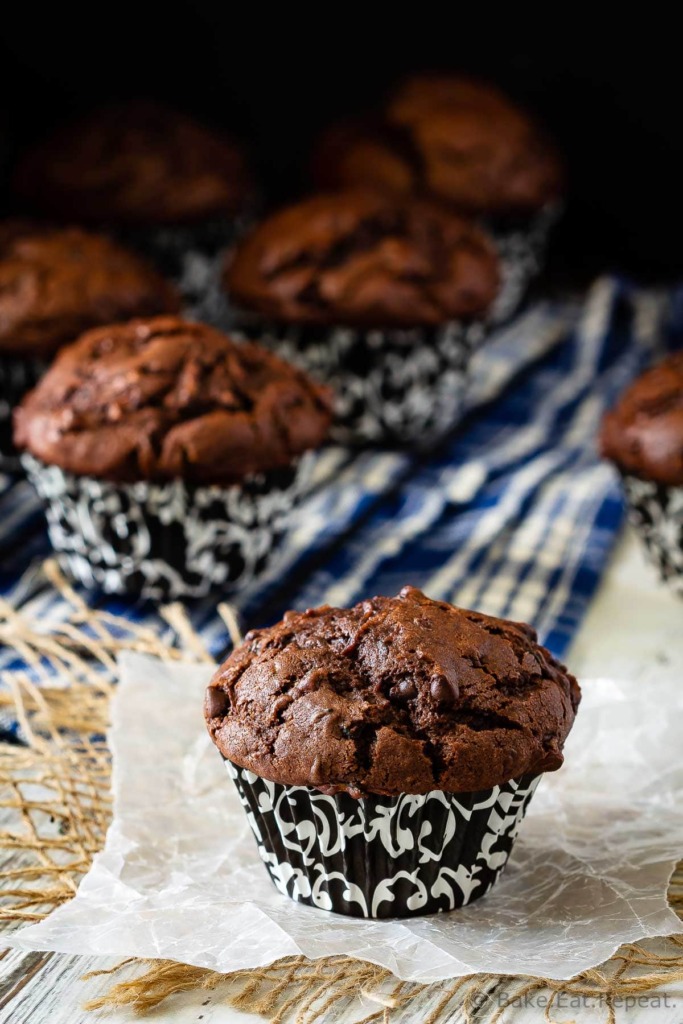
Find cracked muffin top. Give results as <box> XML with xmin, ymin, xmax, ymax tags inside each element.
<box><xmin>600</xmin><ymin>352</ymin><xmax>683</xmax><ymax>486</ymax></box>
<box><xmin>205</xmin><ymin>586</ymin><xmax>580</xmax><ymax>796</ymax></box>
<box><xmin>13</xmin><ymin>101</ymin><xmax>253</xmax><ymax>226</ymax></box>
<box><xmin>312</xmin><ymin>75</ymin><xmax>563</xmax><ymax>216</ymax></box>
<box><xmin>225</xmin><ymin>191</ymin><xmax>500</xmax><ymax>327</ymax></box>
<box><xmin>0</xmin><ymin>222</ymin><xmax>180</xmax><ymax>356</ymax></box>
<box><xmin>14</xmin><ymin>316</ymin><xmax>332</xmax><ymax>483</ymax></box>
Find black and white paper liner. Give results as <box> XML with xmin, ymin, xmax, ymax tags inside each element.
<box><xmin>228</xmin><ymin>761</ymin><xmax>541</xmax><ymax>919</ymax></box>
<box><xmin>122</xmin><ymin>215</ymin><xmax>250</xmax><ymax>326</ymax></box>
<box><xmin>21</xmin><ymin>452</ymin><xmax>313</xmax><ymax>601</ymax></box>
<box><xmin>486</xmin><ymin>203</ymin><xmax>561</xmax><ymax>326</ymax></box>
<box><xmin>232</xmin><ymin>318</ymin><xmax>486</xmax><ymax>448</ymax></box>
<box><xmin>0</xmin><ymin>353</ymin><xmax>49</xmax><ymax>471</ymax></box>
<box><xmin>622</xmin><ymin>475</ymin><xmax>683</xmax><ymax>596</ymax></box>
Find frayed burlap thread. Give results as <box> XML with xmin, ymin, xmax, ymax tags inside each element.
<box><xmin>1</xmin><ymin>560</ymin><xmax>682</xmax><ymax>1023</ymax></box>
<box><xmin>0</xmin><ymin>560</ymin><xmax>214</xmax><ymax>926</ymax></box>
<box><xmin>81</xmin><ymin>938</ymin><xmax>683</xmax><ymax>1024</ymax></box>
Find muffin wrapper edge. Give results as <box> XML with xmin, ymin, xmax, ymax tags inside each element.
<box><xmin>21</xmin><ymin>452</ymin><xmax>312</xmax><ymax>600</ymax></box>
<box><xmin>622</xmin><ymin>474</ymin><xmax>683</xmax><ymax>595</ymax></box>
<box><xmin>122</xmin><ymin>214</ymin><xmax>251</xmax><ymax>326</ymax></box>
<box><xmin>228</xmin><ymin>760</ymin><xmax>541</xmax><ymax>919</ymax></box>
<box><xmin>486</xmin><ymin>202</ymin><xmax>561</xmax><ymax>325</ymax></box>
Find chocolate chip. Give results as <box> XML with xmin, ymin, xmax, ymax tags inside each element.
<box><xmin>539</xmin><ymin>748</ymin><xmax>563</xmax><ymax>771</ymax></box>
<box><xmin>392</xmin><ymin>679</ymin><xmax>417</xmax><ymax>701</ymax></box>
<box><xmin>430</xmin><ymin>677</ymin><xmax>459</xmax><ymax>706</ymax></box>
<box><xmin>205</xmin><ymin>687</ymin><xmax>231</xmax><ymax>719</ymax></box>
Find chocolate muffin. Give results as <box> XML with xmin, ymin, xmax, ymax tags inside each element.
<box><xmin>225</xmin><ymin>190</ymin><xmax>500</xmax><ymax>445</ymax></box>
<box><xmin>314</xmin><ymin>77</ymin><xmax>561</xmax><ymax>216</ymax></box>
<box><xmin>16</xmin><ymin>316</ymin><xmax>331</xmax><ymax>598</ymax></box>
<box><xmin>206</xmin><ymin>586</ymin><xmax>580</xmax><ymax>918</ymax></box>
<box><xmin>228</xmin><ymin>192</ymin><xmax>498</xmax><ymax>327</ymax></box>
<box><xmin>12</xmin><ymin>101</ymin><xmax>255</xmax><ymax>317</ymax></box>
<box><xmin>312</xmin><ymin>75</ymin><xmax>564</xmax><ymax>322</ymax></box>
<box><xmin>0</xmin><ymin>221</ymin><xmax>179</xmax><ymax>468</ymax></box>
<box><xmin>601</xmin><ymin>352</ymin><xmax>683</xmax><ymax>594</ymax></box>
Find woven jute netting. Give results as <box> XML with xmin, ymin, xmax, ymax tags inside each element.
<box><xmin>1</xmin><ymin>561</ymin><xmax>682</xmax><ymax>1023</ymax></box>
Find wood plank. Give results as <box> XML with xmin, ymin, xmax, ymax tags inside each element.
<box><xmin>0</xmin><ymin>950</ymin><xmax>52</xmax><ymax>1011</ymax></box>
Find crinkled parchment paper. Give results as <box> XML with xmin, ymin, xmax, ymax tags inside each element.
<box><xmin>9</xmin><ymin>652</ymin><xmax>683</xmax><ymax>982</ymax></box>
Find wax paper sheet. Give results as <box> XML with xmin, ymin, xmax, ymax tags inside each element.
<box><xmin>9</xmin><ymin>652</ymin><xmax>683</xmax><ymax>983</ymax></box>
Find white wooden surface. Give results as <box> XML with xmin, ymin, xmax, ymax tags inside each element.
<box><xmin>1</xmin><ymin>527</ymin><xmax>682</xmax><ymax>1023</ymax></box>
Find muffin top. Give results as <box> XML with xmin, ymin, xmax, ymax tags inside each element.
<box><xmin>388</xmin><ymin>74</ymin><xmax>514</xmax><ymax>123</ymax></box>
<box><xmin>601</xmin><ymin>352</ymin><xmax>683</xmax><ymax>485</ymax></box>
<box><xmin>205</xmin><ymin>586</ymin><xmax>580</xmax><ymax>796</ymax></box>
<box><xmin>312</xmin><ymin>75</ymin><xmax>563</xmax><ymax>216</ymax></box>
<box><xmin>0</xmin><ymin>222</ymin><xmax>180</xmax><ymax>356</ymax></box>
<box><xmin>225</xmin><ymin>191</ymin><xmax>500</xmax><ymax>327</ymax></box>
<box><xmin>14</xmin><ymin>317</ymin><xmax>332</xmax><ymax>483</ymax></box>
<box><xmin>13</xmin><ymin>101</ymin><xmax>252</xmax><ymax>226</ymax></box>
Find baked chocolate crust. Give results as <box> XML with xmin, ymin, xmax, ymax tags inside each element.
<box><xmin>601</xmin><ymin>352</ymin><xmax>683</xmax><ymax>486</ymax></box>
<box><xmin>225</xmin><ymin>191</ymin><xmax>500</xmax><ymax>327</ymax></box>
<box><xmin>0</xmin><ymin>222</ymin><xmax>179</xmax><ymax>356</ymax></box>
<box><xmin>205</xmin><ymin>586</ymin><xmax>580</xmax><ymax>796</ymax></box>
<box><xmin>13</xmin><ymin>101</ymin><xmax>252</xmax><ymax>226</ymax></box>
<box><xmin>313</xmin><ymin>75</ymin><xmax>563</xmax><ymax>216</ymax></box>
<box><xmin>14</xmin><ymin>316</ymin><xmax>332</xmax><ymax>483</ymax></box>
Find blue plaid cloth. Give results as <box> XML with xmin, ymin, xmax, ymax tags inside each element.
<box><xmin>0</xmin><ymin>277</ymin><xmax>675</xmax><ymax>738</ymax></box>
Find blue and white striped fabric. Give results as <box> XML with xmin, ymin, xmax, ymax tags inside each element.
<box><xmin>0</xmin><ymin>277</ymin><xmax>675</xmax><ymax>732</ymax></box>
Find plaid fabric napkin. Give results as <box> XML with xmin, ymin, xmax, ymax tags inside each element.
<box><xmin>0</xmin><ymin>278</ymin><xmax>674</xmax><ymax>728</ymax></box>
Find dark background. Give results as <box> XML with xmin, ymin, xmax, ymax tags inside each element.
<box><xmin>1</xmin><ymin>16</ymin><xmax>681</xmax><ymax>282</ymax></box>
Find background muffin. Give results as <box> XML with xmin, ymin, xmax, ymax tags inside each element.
<box><xmin>312</xmin><ymin>75</ymin><xmax>563</xmax><ymax>323</ymax></box>
<box><xmin>15</xmin><ymin>316</ymin><xmax>331</xmax><ymax>598</ymax></box>
<box><xmin>0</xmin><ymin>221</ymin><xmax>179</xmax><ymax>467</ymax></box>
<box><xmin>206</xmin><ymin>585</ymin><xmax>580</xmax><ymax>918</ymax></box>
<box><xmin>225</xmin><ymin>190</ymin><xmax>500</xmax><ymax>446</ymax></box>
<box><xmin>12</xmin><ymin>101</ymin><xmax>254</xmax><ymax>319</ymax></box>
<box><xmin>601</xmin><ymin>352</ymin><xmax>683</xmax><ymax>594</ymax></box>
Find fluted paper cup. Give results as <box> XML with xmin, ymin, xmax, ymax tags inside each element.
<box><xmin>228</xmin><ymin>760</ymin><xmax>540</xmax><ymax>919</ymax></box>
<box><xmin>486</xmin><ymin>202</ymin><xmax>562</xmax><ymax>325</ymax></box>
<box><xmin>622</xmin><ymin>474</ymin><xmax>683</xmax><ymax>596</ymax></box>
<box><xmin>230</xmin><ymin>317</ymin><xmax>488</xmax><ymax>448</ymax></box>
<box><xmin>21</xmin><ymin>452</ymin><xmax>312</xmax><ymax>600</ymax></box>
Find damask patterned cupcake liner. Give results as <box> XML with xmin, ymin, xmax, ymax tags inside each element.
<box><xmin>232</xmin><ymin>317</ymin><xmax>487</xmax><ymax>448</ymax></box>
<box><xmin>486</xmin><ymin>203</ymin><xmax>561</xmax><ymax>325</ymax></box>
<box><xmin>622</xmin><ymin>475</ymin><xmax>683</xmax><ymax>596</ymax></box>
<box><xmin>0</xmin><ymin>353</ymin><xmax>49</xmax><ymax>472</ymax></box>
<box><xmin>228</xmin><ymin>760</ymin><xmax>541</xmax><ymax>919</ymax></box>
<box><xmin>21</xmin><ymin>453</ymin><xmax>312</xmax><ymax>601</ymax></box>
